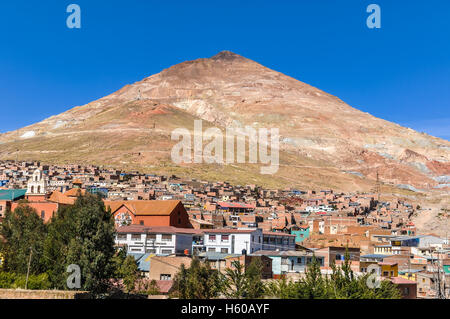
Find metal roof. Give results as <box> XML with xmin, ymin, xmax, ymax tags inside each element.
<box><xmin>360</xmin><ymin>254</ymin><xmax>392</xmax><ymax>259</ymax></box>
<box><xmin>197</xmin><ymin>252</ymin><xmax>241</xmax><ymax>260</ymax></box>
<box><xmin>0</xmin><ymin>189</ymin><xmax>27</xmax><ymax>200</ymax></box>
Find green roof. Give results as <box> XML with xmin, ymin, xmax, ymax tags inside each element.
<box><xmin>0</xmin><ymin>189</ymin><xmax>27</xmax><ymax>200</ymax></box>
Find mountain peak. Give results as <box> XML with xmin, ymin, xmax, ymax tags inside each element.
<box><xmin>210</xmin><ymin>50</ymin><xmax>246</xmax><ymax>62</ymax></box>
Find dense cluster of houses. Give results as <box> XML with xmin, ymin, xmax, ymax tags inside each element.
<box><xmin>0</xmin><ymin>160</ymin><xmax>448</xmax><ymax>298</ymax></box>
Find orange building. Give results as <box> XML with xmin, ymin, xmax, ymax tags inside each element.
<box><xmin>105</xmin><ymin>200</ymin><xmax>192</xmax><ymax>228</ymax></box>
<box><xmin>10</xmin><ymin>170</ymin><xmax>86</xmax><ymax>223</ymax></box>
<box><xmin>11</xmin><ymin>201</ymin><xmax>59</xmax><ymax>223</ymax></box>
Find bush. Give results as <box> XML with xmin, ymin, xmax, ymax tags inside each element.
<box><xmin>0</xmin><ymin>272</ymin><xmax>51</xmax><ymax>290</ymax></box>
<box><xmin>0</xmin><ymin>272</ymin><xmax>17</xmax><ymax>288</ymax></box>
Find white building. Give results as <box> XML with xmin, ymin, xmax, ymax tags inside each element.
<box><xmin>203</xmin><ymin>228</ymin><xmax>263</xmax><ymax>255</ymax></box>
<box><xmin>115</xmin><ymin>225</ymin><xmax>202</xmax><ymax>255</ymax></box>
<box><xmin>306</xmin><ymin>205</ymin><xmax>335</xmax><ymax>213</ymax></box>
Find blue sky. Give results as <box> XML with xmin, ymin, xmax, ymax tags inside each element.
<box><xmin>1</xmin><ymin>0</ymin><xmax>449</xmax><ymax>140</ymax></box>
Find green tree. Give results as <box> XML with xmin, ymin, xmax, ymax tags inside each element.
<box><xmin>245</xmin><ymin>259</ymin><xmax>266</xmax><ymax>298</ymax></box>
<box><xmin>120</xmin><ymin>255</ymin><xmax>139</xmax><ymax>293</ymax></box>
<box><xmin>298</xmin><ymin>255</ymin><xmax>329</xmax><ymax>298</ymax></box>
<box><xmin>223</xmin><ymin>259</ymin><xmax>266</xmax><ymax>299</ymax></box>
<box><xmin>0</xmin><ymin>205</ymin><xmax>47</xmax><ymax>275</ymax></box>
<box><xmin>223</xmin><ymin>260</ymin><xmax>248</xmax><ymax>298</ymax></box>
<box><xmin>43</xmin><ymin>205</ymin><xmax>78</xmax><ymax>289</ymax></box>
<box><xmin>41</xmin><ymin>194</ymin><xmax>116</xmax><ymax>293</ymax></box>
<box><xmin>171</xmin><ymin>258</ymin><xmax>223</xmax><ymax>299</ymax></box>
<box><xmin>64</xmin><ymin>194</ymin><xmax>116</xmax><ymax>294</ymax></box>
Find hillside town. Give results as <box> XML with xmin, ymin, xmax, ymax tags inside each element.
<box><xmin>0</xmin><ymin>160</ymin><xmax>448</xmax><ymax>299</ymax></box>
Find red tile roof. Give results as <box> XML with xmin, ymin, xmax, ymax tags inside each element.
<box><xmin>116</xmin><ymin>225</ymin><xmax>203</xmax><ymax>235</ymax></box>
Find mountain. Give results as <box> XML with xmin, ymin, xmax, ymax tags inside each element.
<box><xmin>1</xmin><ymin>51</ymin><xmax>449</xmax><ymax>195</ymax></box>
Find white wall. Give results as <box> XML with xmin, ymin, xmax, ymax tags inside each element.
<box><xmin>204</xmin><ymin>229</ymin><xmax>263</xmax><ymax>254</ymax></box>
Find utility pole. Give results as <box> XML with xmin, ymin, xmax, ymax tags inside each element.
<box><xmin>25</xmin><ymin>247</ymin><xmax>33</xmax><ymax>290</ymax></box>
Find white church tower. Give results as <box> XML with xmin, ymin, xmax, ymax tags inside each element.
<box><xmin>26</xmin><ymin>169</ymin><xmax>48</xmax><ymax>201</ymax></box>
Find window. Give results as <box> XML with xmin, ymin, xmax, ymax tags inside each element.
<box><xmin>147</xmin><ymin>234</ymin><xmax>156</xmax><ymax>241</ymax></box>
<box><xmin>117</xmin><ymin>234</ymin><xmax>127</xmax><ymax>240</ymax></box>
<box><xmin>161</xmin><ymin>234</ymin><xmax>172</xmax><ymax>242</ymax></box>
<box><xmin>208</xmin><ymin>247</ymin><xmax>216</xmax><ymax>252</ymax></box>
<box><xmin>160</xmin><ymin>274</ymin><xmax>171</xmax><ymax>281</ymax></box>
<box><xmin>221</xmin><ymin>235</ymin><xmax>229</xmax><ymax>242</ymax></box>
<box><xmin>178</xmin><ymin>218</ymin><xmax>181</xmax><ymax>224</ymax></box>
<box><xmin>209</xmin><ymin>235</ymin><xmax>216</xmax><ymax>242</ymax></box>
<box><xmin>161</xmin><ymin>249</ymin><xmax>172</xmax><ymax>254</ymax></box>
<box><xmin>146</xmin><ymin>248</ymin><xmax>156</xmax><ymax>253</ymax></box>
<box><xmin>383</xmin><ymin>271</ymin><xmax>389</xmax><ymax>276</ymax></box>
<box><xmin>139</xmin><ymin>221</ymin><xmax>144</xmax><ymax>225</ymax></box>
<box><xmin>131</xmin><ymin>234</ymin><xmax>141</xmax><ymax>240</ymax></box>
<box><xmin>221</xmin><ymin>248</ymin><xmax>228</xmax><ymax>253</ymax></box>
<box><xmin>41</xmin><ymin>211</ymin><xmax>45</xmax><ymax>219</ymax></box>
<box><xmin>297</xmin><ymin>258</ymin><xmax>302</xmax><ymax>264</ymax></box>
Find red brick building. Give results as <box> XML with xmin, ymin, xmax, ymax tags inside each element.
<box><xmin>105</xmin><ymin>200</ymin><xmax>192</xmax><ymax>228</ymax></box>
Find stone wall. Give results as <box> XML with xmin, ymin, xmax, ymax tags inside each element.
<box><xmin>0</xmin><ymin>289</ymin><xmax>89</xmax><ymax>299</ymax></box>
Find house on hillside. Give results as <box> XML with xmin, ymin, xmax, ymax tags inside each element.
<box><xmin>106</xmin><ymin>200</ymin><xmax>192</xmax><ymax>228</ymax></box>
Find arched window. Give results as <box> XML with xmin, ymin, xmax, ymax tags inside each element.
<box><xmin>31</xmin><ymin>186</ymin><xmax>34</xmax><ymax>193</ymax></box>
<box><xmin>37</xmin><ymin>186</ymin><xmax>41</xmax><ymax>194</ymax></box>
<box><xmin>41</xmin><ymin>211</ymin><xmax>45</xmax><ymax>219</ymax></box>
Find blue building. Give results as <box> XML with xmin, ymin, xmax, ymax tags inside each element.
<box><xmin>251</xmin><ymin>250</ymin><xmax>320</xmax><ymax>277</ymax></box>
<box><xmin>290</xmin><ymin>225</ymin><xmax>310</xmax><ymax>243</ymax></box>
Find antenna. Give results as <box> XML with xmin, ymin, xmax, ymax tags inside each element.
<box><xmin>136</xmin><ymin>88</ymin><xmax>142</xmax><ymax>101</ymax></box>
<box><xmin>375</xmin><ymin>169</ymin><xmax>381</xmax><ymax>203</ymax></box>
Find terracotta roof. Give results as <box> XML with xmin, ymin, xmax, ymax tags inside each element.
<box><xmin>390</xmin><ymin>277</ymin><xmax>417</xmax><ymax>285</ymax></box>
<box><xmin>48</xmin><ymin>191</ymin><xmax>75</xmax><ymax>205</ymax></box>
<box><xmin>205</xmin><ymin>228</ymin><xmax>259</xmax><ymax>234</ymax></box>
<box><xmin>105</xmin><ymin>200</ymin><xmax>182</xmax><ymax>216</ymax></box>
<box><xmin>116</xmin><ymin>224</ymin><xmax>202</xmax><ymax>235</ymax></box>
<box><xmin>64</xmin><ymin>188</ymin><xmax>86</xmax><ymax>197</ymax></box>
<box><xmin>189</xmin><ymin>218</ymin><xmax>214</xmax><ymax>226</ymax></box>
